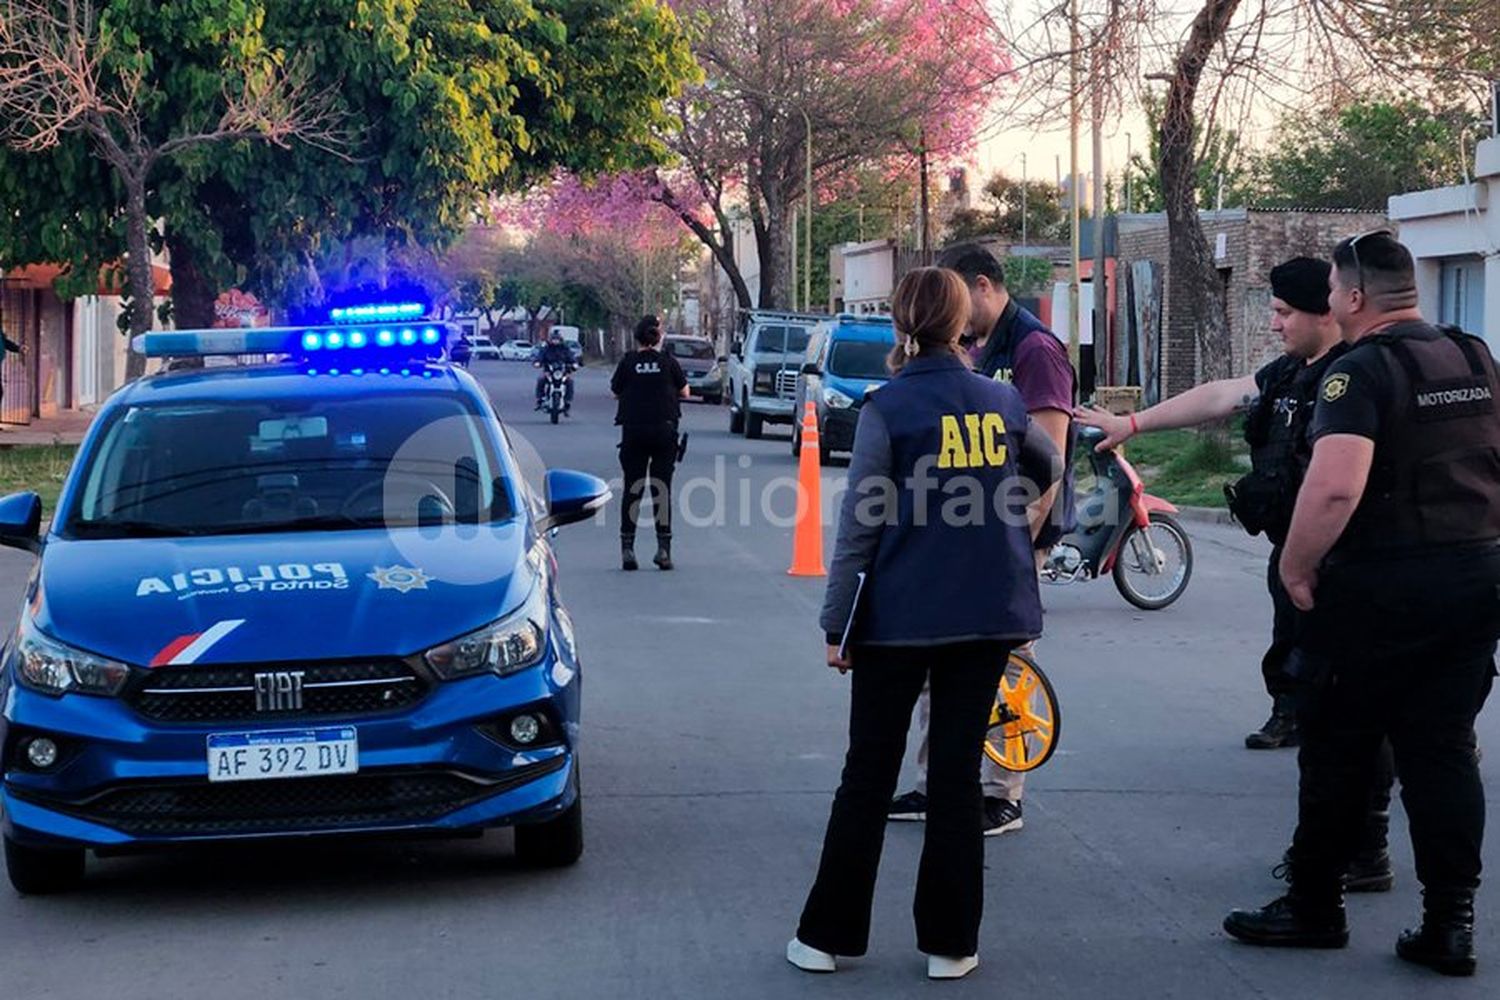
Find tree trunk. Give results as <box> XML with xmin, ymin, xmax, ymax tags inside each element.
<box><xmin>756</xmin><ymin>191</ymin><xmax>790</xmax><ymax>310</ymax></box>
<box><xmin>165</xmin><ymin>230</ymin><xmax>219</xmax><ymax>330</ymax></box>
<box><xmin>123</xmin><ymin>176</ymin><xmax>154</xmax><ymax>380</ymax></box>
<box><xmin>1159</xmin><ymin>0</ymin><xmax>1242</xmax><ymax>393</ymax></box>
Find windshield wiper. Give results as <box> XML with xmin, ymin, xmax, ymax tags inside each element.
<box><xmin>230</xmin><ymin>513</ymin><xmax>387</xmax><ymax>535</ymax></box>
<box><xmin>71</xmin><ymin>519</ymin><xmax>204</xmax><ymax>539</ymax></box>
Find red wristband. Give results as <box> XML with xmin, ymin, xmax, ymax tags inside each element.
<box><xmin>1128</xmin><ymin>413</ymin><xmax>1139</xmax><ymax>435</ymax></box>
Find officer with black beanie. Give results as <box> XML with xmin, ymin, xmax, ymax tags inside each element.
<box><xmin>1224</xmin><ymin>232</ymin><xmax>1500</xmax><ymax>976</ymax></box>
<box><xmin>611</xmin><ymin>315</ymin><xmax>688</xmax><ymax>570</ymax></box>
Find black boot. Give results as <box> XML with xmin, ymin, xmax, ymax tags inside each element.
<box><xmin>1273</xmin><ymin>848</ymin><xmax>1393</xmax><ymax>893</ymax></box>
<box><xmin>653</xmin><ymin>538</ymin><xmax>673</xmax><ymax>571</ymax></box>
<box><xmin>621</xmin><ymin>540</ymin><xmax>638</xmax><ymax>571</ymax></box>
<box><xmin>1224</xmin><ymin>894</ymin><xmax>1348</xmax><ymax>948</ymax></box>
<box><xmin>1245</xmin><ymin>697</ymin><xmax>1299</xmax><ymax>749</ymax></box>
<box><xmin>1396</xmin><ymin>890</ymin><xmax>1476</xmax><ymax>976</ymax></box>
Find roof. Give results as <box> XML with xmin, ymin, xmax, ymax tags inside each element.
<box><xmin>110</xmin><ymin>361</ymin><xmax>472</xmax><ymax>408</ymax></box>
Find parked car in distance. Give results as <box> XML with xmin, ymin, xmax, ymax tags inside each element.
<box><xmin>465</xmin><ymin>335</ymin><xmax>502</xmax><ymax>361</ymax></box>
<box><xmin>794</xmin><ymin>314</ymin><xmax>896</xmax><ymax>464</ymax></box>
<box><xmin>663</xmin><ymin>335</ymin><xmax>725</xmax><ymax>404</ymax></box>
<box><xmin>497</xmin><ymin>339</ymin><xmax>535</xmax><ymax>362</ymax></box>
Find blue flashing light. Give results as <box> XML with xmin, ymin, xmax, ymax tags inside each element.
<box><xmin>306</xmin><ymin>368</ymin><xmax>318</xmax><ymax>376</ymax></box>
<box><xmin>328</xmin><ymin>302</ymin><xmax>425</xmax><ymax>324</ymax></box>
<box><xmin>400</xmin><ymin>368</ymin><xmax>411</xmax><ymax>377</ymax></box>
<box><xmin>352</xmin><ymin>367</ymin><xmax>365</xmax><ymax>376</ymax></box>
<box><xmin>132</xmin><ymin>322</ymin><xmax>455</xmax><ymax>363</ymax></box>
<box><xmin>329</xmin><ymin>368</ymin><xmax>341</xmax><ymax>376</ymax></box>
<box><xmin>379</xmin><ymin>367</ymin><xmax>391</xmax><ymax>375</ymax></box>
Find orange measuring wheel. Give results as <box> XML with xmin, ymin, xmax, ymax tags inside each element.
<box><xmin>982</xmin><ymin>649</ymin><xmax>1060</xmax><ymax>773</ymax></box>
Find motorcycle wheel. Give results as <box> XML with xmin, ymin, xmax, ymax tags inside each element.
<box><xmin>1112</xmin><ymin>512</ymin><xmax>1193</xmax><ymax>611</ymax></box>
<box><xmin>550</xmin><ymin>407</ymin><xmax>560</xmax><ymax>425</ymax></box>
<box><xmin>982</xmin><ymin>649</ymin><xmax>1060</xmax><ymax>773</ymax></box>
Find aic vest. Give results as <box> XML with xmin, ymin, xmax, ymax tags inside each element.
<box><xmin>1340</xmin><ymin>323</ymin><xmax>1500</xmax><ymax>555</ymax></box>
<box><xmin>859</xmin><ymin>354</ymin><xmax>1043</xmax><ymax>644</ymax></box>
<box><xmin>1233</xmin><ymin>347</ymin><xmax>1345</xmax><ymax>545</ymax></box>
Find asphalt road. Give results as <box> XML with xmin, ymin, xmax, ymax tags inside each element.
<box><xmin>2</xmin><ymin>359</ymin><xmax>1496</xmax><ymax>999</ymax></box>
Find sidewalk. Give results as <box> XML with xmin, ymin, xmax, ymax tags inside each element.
<box><xmin>0</xmin><ymin>410</ymin><xmax>95</xmax><ymax>447</ymax></box>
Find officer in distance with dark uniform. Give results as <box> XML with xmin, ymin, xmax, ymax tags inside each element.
<box><xmin>1224</xmin><ymin>232</ymin><xmax>1500</xmax><ymax>977</ymax></box>
<box><xmin>611</xmin><ymin>315</ymin><xmax>689</xmax><ymax>571</ymax></box>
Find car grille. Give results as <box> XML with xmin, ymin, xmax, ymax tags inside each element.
<box><xmin>775</xmin><ymin>370</ymin><xmax>797</xmax><ymax>399</ymax></box>
<box><xmin>14</xmin><ymin>759</ymin><xmax>566</xmax><ymax>837</ymax></box>
<box><xmin>128</xmin><ymin>660</ymin><xmax>427</xmax><ymax>724</ymax></box>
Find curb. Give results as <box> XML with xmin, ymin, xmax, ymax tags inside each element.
<box><xmin>1174</xmin><ymin>505</ymin><xmax>1236</xmax><ymax>526</ymax></box>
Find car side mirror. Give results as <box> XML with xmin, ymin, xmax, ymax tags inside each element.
<box><xmin>0</xmin><ymin>492</ymin><xmax>43</xmax><ymax>554</ymax></box>
<box><xmin>800</xmin><ymin>363</ymin><xmax>820</xmax><ymax>376</ymax></box>
<box><xmin>538</xmin><ymin>469</ymin><xmax>613</xmax><ymax>532</ymax></box>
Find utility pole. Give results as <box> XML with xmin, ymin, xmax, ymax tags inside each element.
<box><xmin>919</xmin><ymin>127</ymin><xmax>931</xmax><ymax>264</ymax></box>
<box><xmin>801</xmin><ymin>108</ymin><xmax>813</xmax><ymax>316</ymax></box>
<box><xmin>1066</xmin><ymin>0</ymin><xmax>1081</xmax><ymax>372</ymax></box>
<box><xmin>1092</xmin><ymin>62</ymin><xmax>1107</xmax><ymax>393</ymax></box>
<box><xmin>1125</xmin><ymin>132</ymin><xmax>1133</xmax><ymax>213</ymax></box>
<box><xmin>1021</xmin><ymin>152</ymin><xmax>1028</xmax><ymax>249</ymax></box>
<box><xmin>790</xmin><ymin>206</ymin><xmax>799</xmax><ymax>311</ymax></box>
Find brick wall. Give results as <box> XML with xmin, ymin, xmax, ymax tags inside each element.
<box><xmin>1116</xmin><ymin>210</ymin><xmax>1387</xmax><ymax>398</ymax></box>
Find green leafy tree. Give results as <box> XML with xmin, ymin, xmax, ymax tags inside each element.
<box><xmin>1124</xmin><ymin>91</ymin><xmax>1249</xmax><ymax>214</ymax></box>
<box><xmin>0</xmin><ymin>0</ymin><xmax>695</xmax><ymax>366</ymax></box>
<box><xmin>1248</xmin><ymin>98</ymin><xmax>1486</xmax><ymax>210</ymax></box>
<box><xmin>943</xmin><ymin>174</ymin><xmax>1073</xmax><ymax>244</ymax></box>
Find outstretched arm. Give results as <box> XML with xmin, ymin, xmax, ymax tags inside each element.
<box><xmin>1074</xmin><ymin>375</ymin><xmax>1259</xmax><ymax>450</ymax></box>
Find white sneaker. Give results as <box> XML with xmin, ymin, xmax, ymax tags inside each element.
<box><xmin>786</xmin><ymin>937</ymin><xmax>836</xmax><ymax>973</ymax></box>
<box><xmin>927</xmin><ymin>954</ymin><xmax>978</xmax><ymax>980</ymax></box>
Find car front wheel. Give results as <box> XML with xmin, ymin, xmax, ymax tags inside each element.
<box><xmin>4</xmin><ymin>836</ymin><xmax>85</xmax><ymax>895</ymax></box>
<box><xmin>515</xmin><ymin>795</ymin><xmax>583</xmax><ymax>868</ymax></box>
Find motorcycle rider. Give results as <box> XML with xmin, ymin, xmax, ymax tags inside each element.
<box><xmin>534</xmin><ymin>329</ymin><xmax>576</xmax><ymax>414</ymax></box>
<box><xmin>1076</xmin><ymin>256</ymin><xmax>1394</xmax><ymax>892</ymax></box>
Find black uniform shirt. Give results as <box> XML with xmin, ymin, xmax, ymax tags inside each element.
<box><xmin>611</xmin><ymin>348</ymin><xmax>687</xmax><ymax>426</ymax></box>
<box><xmin>1308</xmin><ymin>337</ymin><xmax>1400</xmax><ymax>445</ymax></box>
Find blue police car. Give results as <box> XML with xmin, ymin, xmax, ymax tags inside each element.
<box><xmin>0</xmin><ymin>311</ymin><xmax>609</xmax><ymax>893</ymax></box>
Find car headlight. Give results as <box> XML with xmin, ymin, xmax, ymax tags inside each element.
<box><xmin>824</xmin><ymin>387</ymin><xmax>855</xmax><ymax>409</ymax></box>
<box><xmin>13</xmin><ymin>619</ymin><xmax>132</xmax><ymax>697</ymax></box>
<box><xmin>423</xmin><ymin>581</ymin><xmax>549</xmax><ymax>680</ymax></box>
<box><xmin>754</xmin><ymin>371</ymin><xmax>773</xmax><ymax>393</ymax></box>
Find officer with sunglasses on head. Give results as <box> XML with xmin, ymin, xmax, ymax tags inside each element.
<box><xmin>1224</xmin><ymin>231</ymin><xmax>1500</xmax><ymax>977</ymax></box>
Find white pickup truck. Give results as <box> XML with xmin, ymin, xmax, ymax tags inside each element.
<box><xmin>726</xmin><ymin>310</ymin><xmax>821</xmax><ymax>438</ymax></box>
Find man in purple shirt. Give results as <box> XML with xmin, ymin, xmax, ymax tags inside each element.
<box><xmin>887</xmin><ymin>243</ymin><xmax>1077</xmax><ymax>836</ymax></box>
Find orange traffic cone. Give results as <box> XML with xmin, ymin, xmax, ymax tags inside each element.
<box><xmin>788</xmin><ymin>401</ymin><xmax>826</xmax><ymax>577</ymax></box>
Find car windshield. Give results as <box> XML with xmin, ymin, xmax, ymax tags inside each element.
<box><xmin>67</xmin><ymin>393</ymin><xmax>514</xmax><ymax>539</ymax></box>
<box><xmin>665</xmin><ymin>339</ymin><xmax>714</xmax><ymax>360</ymax></box>
<box><xmin>755</xmin><ymin>325</ymin><xmax>812</xmax><ymax>355</ymax></box>
<box><xmin>828</xmin><ymin>341</ymin><xmax>892</xmax><ymax>380</ymax></box>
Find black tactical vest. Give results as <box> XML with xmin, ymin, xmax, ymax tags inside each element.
<box><xmin>1340</xmin><ymin>324</ymin><xmax>1500</xmax><ymax>555</ymax></box>
<box><xmin>1232</xmin><ymin>348</ymin><xmax>1345</xmax><ymax>545</ymax></box>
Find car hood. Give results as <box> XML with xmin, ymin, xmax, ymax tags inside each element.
<box><xmin>31</xmin><ymin>525</ymin><xmax>538</xmax><ymax>666</ymax></box>
<box><xmin>824</xmin><ymin>373</ymin><xmax>888</xmax><ymax>400</ymax></box>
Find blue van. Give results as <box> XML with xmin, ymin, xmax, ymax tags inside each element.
<box><xmin>792</xmin><ymin>315</ymin><xmax>896</xmax><ymax>464</ymax></box>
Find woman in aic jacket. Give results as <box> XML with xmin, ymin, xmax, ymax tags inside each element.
<box><xmin>787</xmin><ymin>267</ymin><xmax>1059</xmax><ymax>981</ymax></box>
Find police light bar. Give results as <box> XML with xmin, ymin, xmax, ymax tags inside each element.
<box><xmin>328</xmin><ymin>302</ymin><xmax>426</xmax><ymax>323</ymax></box>
<box><xmin>132</xmin><ymin>323</ymin><xmax>450</xmax><ymax>358</ymax></box>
